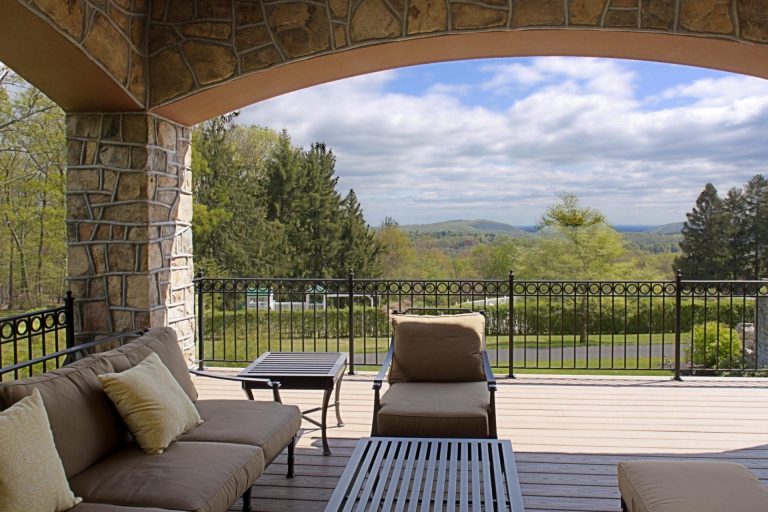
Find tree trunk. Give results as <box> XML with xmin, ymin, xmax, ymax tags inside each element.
<box><xmin>579</xmin><ymin>297</ymin><xmax>589</xmax><ymax>344</ymax></box>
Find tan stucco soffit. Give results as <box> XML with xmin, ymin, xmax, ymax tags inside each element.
<box><xmin>153</xmin><ymin>30</ymin><xmax>768</xmax><ymax>126</ymax></box>
<box><xmin>0</xmin><ymin>0</ymin><xmax>141</xmax><ymax>112</ymax></box>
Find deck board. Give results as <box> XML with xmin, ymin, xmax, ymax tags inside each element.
<box><xmin>193</xmin><ymin>373</ymin><xmax>768</xmax><ymax>512</ymax></box>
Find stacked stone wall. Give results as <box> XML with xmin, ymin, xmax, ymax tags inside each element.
<box><xmin>20</xmin><ymin>0</ymin><xmax>148</xmax><ymax>105</ymax></box>
<box><xmin>66</xmin><ymin>113</ymin><xmax>194</xmax><ymax>355</ymax></box>
<box><xmin>147</xmin><ymin>0</ymin><xmax>768</xmax><ymax>107</ymax></box>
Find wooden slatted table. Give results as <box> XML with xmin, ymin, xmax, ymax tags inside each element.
<box><xmin>238</xmin><ymin>352</ymin><xmax>347</xmax><ymax>455</ymax></box>
<box><xmin>325</xmin><ymin>437</ymin><xmax>525</xmax><ymax>512</ymax></box>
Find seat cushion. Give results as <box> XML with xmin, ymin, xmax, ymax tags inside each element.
<box><xmin>0</xmin><ymin>355</ymin><xmax>128</xmax><ymax>478</ymax></box>
<box><xmin>68</xmin><ymin>441</ymin><xmax>264</xmax><ymax>512</ymax></box>
<box><xmin>377</xmin><ymin>381</ymin><xmax>490</xmax><ymax>438</ymax></box>
<box><xmin>178</xmin><ymin>399</ymin><xmax>301</xmax><ymax>464</ymax></box>
<box><xmin>618</xmin><ymin>460</ymin><xmax>768</xmax><ymax>512</ymax></box>
<box><xmin>69</xmin><ymin>505</ymin><xmax>173</xmax><ymax>512</ymax></box>
<box><xmin>389</xmin><ymin>313</ymin><xmax>485</xmax><ymax>383</ymax></box>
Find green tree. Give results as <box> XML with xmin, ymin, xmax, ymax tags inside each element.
<box><xmin>336</xmin><ymin>189</ymin><xmax>380</xmax><ymax>276</ymax></box>
<box><xmin>471</xmin><ymin>236</ymin><xmax>519</xmax><ymax>279</ymax></box>
<box><xmin>192</xmin><ymin>115</ymin><xmax>285</xmax><ymax>277</ymax></box>
<box><xmin>0</xmin><ymin>65</ymin><xmax>66</xmax><ymax>308</ymax></box>
<box><xmin>675</xmin><ymin>183</ymin><xmax>733</xmax><ymax>279</ymax></box>
<box><xmin>530</xmin><ymin>192</ymin><xmax>625</xmax><ymax>342</ymax></box>
<box><xmin>742</xmin><ymin>175</ymin><xmax>768</xmax><ymax>279</ymax></box>
<box><xmin>376</xmin><ymin>218</ymin><xmax>416</xmax><ymax>278</ymax></box>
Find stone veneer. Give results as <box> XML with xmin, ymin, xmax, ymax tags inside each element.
<box><xmin>20</xmin><ymin>0</ymin><xmax>148</xmax><ymax>105</ymax></box>
<box><xmin>147</xmin><ymin>0</ymin><xmax>768</xmax><ymax>107</ymax></box>
<box><xmin>66</xmin><ymin>113</ymin><xmax>195</xmax><ymax>356</ymax></box>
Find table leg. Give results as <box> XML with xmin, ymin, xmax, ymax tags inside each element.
<box><xmin>321</xmin><ymin>387</ymin><xmax>333</xmax><ymax>456</ymax></box>
<box><xmin>334</xmin><ymin>373</ymin><xmax>345</xmax><ymax>427</ymax></box>
<box><xmin>243</xmin><ymin>385</ymin><xmax>255</xmax><ymax>401</ymax></box>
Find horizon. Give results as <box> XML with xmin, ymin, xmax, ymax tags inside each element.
<box><xmin>238</xmin><ymin>56</ymin><xmax>768</xmax><ymax>226</ymax></box>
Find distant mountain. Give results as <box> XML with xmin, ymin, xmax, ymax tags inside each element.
<box><xmin>648</xmin><ymin>222</ymin><xmax>684</xmax><ymax>235</ymax></box>
<box><xmin>400</xmin><ymin>219</ymin><xmax>531</xmax><ymax>237</ymax></box>
<box><xmin>398</xmin><ymin>219</ymin><xmax>684</xmax><ymax>237</ymax></box>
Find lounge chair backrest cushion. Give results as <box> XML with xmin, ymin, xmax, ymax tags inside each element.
<box><xmin>389</xmin><ymin>312</ymin><xmax>485</xmax><ymax>384</ymax></box>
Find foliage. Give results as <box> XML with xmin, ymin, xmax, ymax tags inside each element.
<box><xmin>193</xmin><ymin>121</ymin><xmax>380</xmax><ymax>279</ymax></box>
<box><xmin>688</xmin><ymin>321</ymin><xmax>742</xmax><ymax>369</ymax></box>
<box><xmin>675</xmin><ymin>177</ymin><xmax>768</xmax><ymax>279</ymax></box>
<box><xmin>0</xmin><ymin>65</ymin><xmax>66</xmax><ymax>308</ymax></box>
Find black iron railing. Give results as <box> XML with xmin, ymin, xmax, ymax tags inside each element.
<box><xmin>0</xmin><ymin>291</ymin><xmax>74</xmax><ymax>380</ymax></box>
<box><xmin>195</xmin><ymin>273</ymin><xmax>768</xmax><ymax>377</ymax></box>
<box><xmin>0</xmin><ymin>328</ymin><xmax>145</xmax><ymax>381</ymax></box>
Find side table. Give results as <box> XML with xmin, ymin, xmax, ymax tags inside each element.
<box><xmin>238</xmin><ymin>352</ymin><xmax>347</xmax><ymax>455</ymax></box>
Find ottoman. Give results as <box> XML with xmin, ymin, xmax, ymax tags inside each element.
<box><xmin>617</xmin><ymin>460</ymin><xmax>768</xmax><ymax>512</ymax></box>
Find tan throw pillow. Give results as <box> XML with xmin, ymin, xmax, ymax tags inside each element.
<box><xmin>389</xmin><ymin>312</ymin><xmax>486</xmax><ymax>383</ymax></box>
<box><xmin>0</xmin><ymin>389</ymin><xmax>82</xmax><ymax>511</ymax></box>
<box><xmin>99</xmin><ymin>352</ymin><xmax>202</xmax><ymax>454</ymax></box>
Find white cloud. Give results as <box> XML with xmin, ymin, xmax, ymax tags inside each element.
<box><xmin>237</xmin><ymin>58</ymin><xmax>768</xmax><ymax>226</ymax></box>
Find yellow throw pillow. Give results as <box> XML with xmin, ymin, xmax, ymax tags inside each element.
<box><xmin>99</xmin><ymin>352</ymin><xmax>202</xmax><ymax>454</ymax></box>
<box><xmin>0</xmin><ymin>389</ymin><xmax>82</xmax><ymax>511</ymax></box>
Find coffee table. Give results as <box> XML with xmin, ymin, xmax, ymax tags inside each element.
<box><xmin>326</xmin><ymin>437</ymin><xmax>525</xmax><ymax>511</ymax></box>
<box><xmin>238</xmin><ymin>351</ymin><xmax>347</xmax><ymax>455</ymax></box>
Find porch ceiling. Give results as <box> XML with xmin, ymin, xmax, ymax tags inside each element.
<box><xmin>2</xmin><ymin>0</ymin><xmax>768</xmax><ymax>125</ymax></box>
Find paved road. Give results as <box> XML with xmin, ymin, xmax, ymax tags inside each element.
<box><xmin>350</xmin><ymin>343</ymin><xmax>679</xmax><ymax>369</ymax></box>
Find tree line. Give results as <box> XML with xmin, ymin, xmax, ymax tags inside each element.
<box><xmin>674</xmin><ymin>175</ymin><xmax>768</xmax><ymax>279</ymax></box>
<box><xmin>0</xmin><ymin>65</ymin><xmax>66</xmax><ymax>309</ymax></box>
<box><xmin>193</xmin><ymin>114</ymin><xmax>380</xmax><ymax>278</ymax></box>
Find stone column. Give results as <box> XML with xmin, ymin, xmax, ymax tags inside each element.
<box><xmin>65</xmin><ymin>113</ymin><xmax>195</xmax><ymax>357</ymax></box>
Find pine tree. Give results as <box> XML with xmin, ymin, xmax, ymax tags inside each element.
<box><xmin>722</xmin><ymin>187</ymin><xmax>750</xmax><ymax>279</ymax></box>
<box><xmin>743</xmin><ymin>175</ymin><xmax>768</xmax><ymax>279</ymax></box>
<box><xmin>675</xmin><ymin>183</ymin><xmax>733</xmax><ymax>279</ymax></box>
<box><xmin>336</xmin><ymin>190</ymin><xmax>381</xmax><ymax>276</ymax></box>
<box><xmin>298</xmin><ymin>143</ymin><xmax>342</xmax><ymax>277</ymax></box>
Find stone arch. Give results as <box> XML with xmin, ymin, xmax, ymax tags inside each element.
<box><xmin>3</xmin><ymin>1</ymin><xmax>768</xmax><ymax>125</ymax></box>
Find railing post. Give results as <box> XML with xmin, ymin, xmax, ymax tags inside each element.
<box><xmin>196</xmin><ymin>271</ymin><xmax>204</xmax><ymax>371</ymax></box>
<box><xmin>64</xmin><ymin>290</ymin><xmax>75</xmax><ymax>350</ymax></box>
<box><xmin>348</xmin><ymin>271</ymin><xmax>355</xmax><ymax>375</ymax></box>
<box><xmin>508</xmin><ymin>270</ymin><xmax>515</xmax><ymax>379</ymax></box>
<box><xmin>674</xmin><ymin>269</ymin><xmax>682</xmax><ymax>381</ymax></box>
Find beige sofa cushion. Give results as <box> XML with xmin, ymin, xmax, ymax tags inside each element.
<box><xmin>389</xmin><ymin>313</ymin><xmax>485</xmax><ymax>383</ymax></box>
<box><xmin>0</xmin><ymin>389</ymin><xmax>82</xmax><ymax>511</ymax></box>
<box><xmin>69</xmin><ymin>442</ymin><xmax>264</xmax><ymax>512</ymax></box>
<box><xmin>618</xmin><ymin>460</ymin><xmax>768</xmax><ymax>512</ymax></box>
<box><xmin>99</xmin><ymin>327</ymin><xmax>198</xmax><ymax>401</ymax></box>
<box><xmin>179</xmin><ymin>399</ymin><xmax>302</xmax><ymax>464</ymax></box>
<box><xmin>99</xmin><ymin>353</ymin><xmax>202</xmax><ymax>454</ymax></box>
<box><xmin>377</xmin><ymin>381</ymin><xmax>490</xmax><ymax>438</ymax></box>
<box><xmin>0</xmin><ymin>355</ymin><xmax>128</xmax><ymax>478</ymax></box>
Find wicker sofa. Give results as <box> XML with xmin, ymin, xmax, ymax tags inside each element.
<box><xmin>0</xmin><ymin>327</ymin><xmax>302</xmax><ymax>512</ymax></box>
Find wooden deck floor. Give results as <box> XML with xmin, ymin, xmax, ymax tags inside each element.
<box><xmin>193</xmin><ymin>373</ymin><xmax>768</xmax><ymax>512</ymax></box>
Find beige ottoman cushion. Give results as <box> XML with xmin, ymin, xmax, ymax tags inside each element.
<box><xmin>618</xmin><ymin>460</ymin><xmax>768</xmax><ymax>512</ymax></box>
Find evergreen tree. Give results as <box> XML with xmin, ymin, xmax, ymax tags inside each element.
<box><xmin>192</xmin><ymin>115</ymin><xmax>285</xmax><ymax>277</ymax></box>
<box><xmin>743</xmin><ymin>175</ymin><xmax>768</xmax><ymax>279</ymax></box>
<box><xmin>722</xmin><ymin>187</ymin><xmax>750</xmax><ymax>279</ymax></box>
<box><xmin>675</xmin><ymin>183</ymin><xmax>733</xmax><ymax>278</ymax></box>
<box><xmin>298</xmin><ymin>143</ymin><xmax>342</xmax><ymax>277</ymax></box>
<box><xmin>336</xmin><ymin>190</ymin><xmax>381</xmax><ymax>276</ymax></box>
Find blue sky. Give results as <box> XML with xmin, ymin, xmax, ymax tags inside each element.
<box><xmin>238</xmin><ymin>57</ymin><xmax>768</xmax><ymax>227</ymax></box>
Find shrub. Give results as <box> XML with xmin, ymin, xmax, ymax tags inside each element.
<box><xmin>688</xmin><ymin>321</ymin><xmax>742</xmax><ymax>369</ymax></box>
